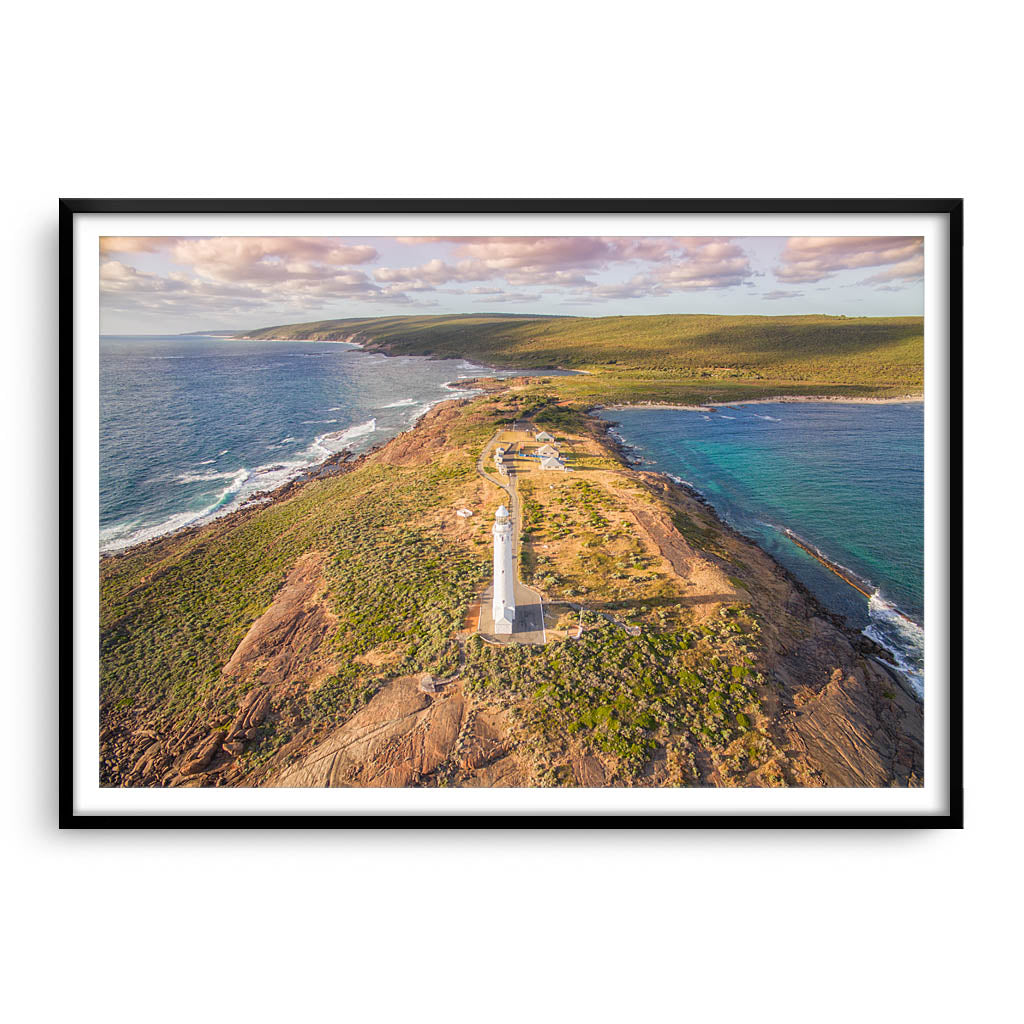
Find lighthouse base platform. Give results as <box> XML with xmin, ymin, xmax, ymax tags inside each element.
<box><xmin>476</xmin><ymin>581</ymin><xmax>546</xmax><ymax>645</ymax></box>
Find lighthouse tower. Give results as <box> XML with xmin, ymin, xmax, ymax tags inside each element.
<box><xmin>492</xmin><ymin>504</ymin><xmax>516</xmax><ymax>634</ymax></box>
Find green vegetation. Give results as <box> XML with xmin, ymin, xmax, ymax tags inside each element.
<box><xmin>463</xmin><ymin>610</ymin><xmax>764</xmax><ymax>781</ymax></box>
<box><xmin>238</xmin><ymin>312</ymin><xmax>923</xmax><ymax>402</ymax></box>
<box><xmin>100</xmin><ymin>433</ymin><xmax>490</xmax><ymax>733</ymax></box>
<box><xmin>100</xmin><ymin>340</ymin><xmax>899</xmax><ymax>787</ymax></box>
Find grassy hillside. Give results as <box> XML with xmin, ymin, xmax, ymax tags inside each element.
<box><xmin>98</xmin><ymin>395</ymin><xmax>770</xmax><ymax>787</ymax></box>
<box><xmin>238</xmin><ymin>313</ymin><xmax>924</xmax><ymax>396</ymax></box>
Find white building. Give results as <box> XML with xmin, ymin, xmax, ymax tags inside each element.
<box><xmin>491</xmin><ymin>504</ymin><xmax>516</xmax><ymax>634</ymax></box>
<box><xmin>535</xmin><ymin>430</ymin><xmax>554</xmax><ymax>442</ymax></box>
<box><xmin>539</xmin><ymin>455</ymin><xmax>567</xmax><ymax>471</ymax></box>
<box><xmin>536</xmin><ymin>443</ymin><xmax>559</xmax><ymax>458</ymax></box>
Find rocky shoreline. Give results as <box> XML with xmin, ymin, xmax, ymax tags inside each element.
<box><xmin>593</xmin><ymin>411</ymin><xmax>921</xmax><ymax>703</ymax></box>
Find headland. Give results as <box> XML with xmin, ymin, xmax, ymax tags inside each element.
<box><xmin>99</xmin><ymin>360</ymin><xmax>923</xmax><ymax>789</ymax></box>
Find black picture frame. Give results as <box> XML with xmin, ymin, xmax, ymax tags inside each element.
<box><xmin>61</xmin><ymin>197</ymin><xmax>963</xmax><ymax>829</ymax></box>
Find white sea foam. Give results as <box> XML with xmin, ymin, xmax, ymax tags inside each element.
<box><xmin>666</xmin><ymin>473</ymin><xmax>700</xmax><ymax>492</ymax></box>
<box><xmin>101</xmin><ymin>469</ymin><xmax>250</xmax><ymax>552</ymax></box>
<box><xmin>218</xmin><ymin>449</ymin><xmax>229</xmax><ymax>456</ymax></box>
<box><xmin>175</xmin><ymin>470</ymin><xmax>242</xmax><ymax>484</ymax></box>
<box><xmin>301</xmin><ymin>419</ymin><xmax>339</xmax><ymax>424</ymax></box>
<box><xmin>377</xmin><ymin>398</ymin><xmax>418</xmax><ymax>408</ymax></box>
<box><xmin>198</xmin><ymin>458</ymin><xmax>217</xmax><ymax>465</ymax></box>
<box><xmin>718</xmin><ymin>415</ymin><xmax>736</xmax><ymax>420</ymax></box>
<box><xmin>755</xmin><ymin>414</ymin><xmax>781</xmax><ymax>421</ymax></box>
<box><xmin>313</xmin><ymin>418</ymin><xmax>377</xmax><ymax>456</ymax></box>
<box><xmin>864</xmin><ymin>593</ymin><xmax>925</xmax><ymax>698</ymax></box>
<box><xmin>441</xmin><ymin>380</ymin><xmax>484</xmax><ymax>399</ymax></box>
<box><xmin>410</xmin><ymin>401</ymin><xmax>439</xmax><ymax>424</ymax></box>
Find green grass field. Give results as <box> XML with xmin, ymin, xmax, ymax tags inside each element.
<box><xmin>238</xmin><ymin>312</ymin><xmax>923</xmax><ymax>403</ymax></box>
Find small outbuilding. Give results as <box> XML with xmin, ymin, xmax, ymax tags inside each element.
<box><xmin>456</xmin><ymin>508</ymin><xmax>473</xmax><ymax>518</ymax></box>
<box><xmin>534</xmin><ymin>430</ymin><xmax>555</xmax><ymax>442</ymax></box>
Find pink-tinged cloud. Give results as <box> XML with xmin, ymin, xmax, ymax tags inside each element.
<box><xmin>590</xmin><ymin>275</ymin><xmax>660</xmax><ymax>300</ymax></box>
<box><xmin>858</xmin><ymin>252</ymin><xmax>925</xmax><ymax>286</ymax></box>
<box><xmin>100</xmin><ymin>237</ymin><xmax>177</xmax><ymax>255</ymax></box>
<box><xmin>775</xmin><ymin>236</ymin><xmax>923</xmax><ymax>284</ymax></box>
<box><xmin>169</xmin><ymin>237</ymin><xmax>378</xmax><ymax>283</ymax></box>
<box><xmin>762</xmin><ymin>289</ymin><xmax>804</xmax><ymax>300</ymax></box>
<box><xmin>100</xmin><ymin>260</ymin><xmax>188</xmax><ymax>293</ymax></box>
<box><xmin>374</xmin><ymin>258</ymin><xmax>489</xmax><ymax>286</ymax></box>
<box><xmin>651</xmin><ymin>240</ymin><xmax>752</xmax><ymax>291</ymax></box>
<box><xmin>394</xmin><ymin>236</ymin><xmax>689</xmax><ymax>276</ymax></box>
<box><xmin>449</xmin><ymin>236</ymin><xmax>617</xmax><ymax>271</ymax></box>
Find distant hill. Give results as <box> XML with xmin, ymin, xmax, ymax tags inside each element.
<box><xmin>236</xmin><ymin>312</ymin><xmax>923</xmax><ymax>391</ymax></box>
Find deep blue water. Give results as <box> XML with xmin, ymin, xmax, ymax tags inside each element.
<box><xmin>596</xmin><ymin>403</ymin><xmax>924</xmax><ymax>695</ymax></box>
<box><xmin>100</xmin><ymin>335</ymin><xmax>536</xmax><ymax>552</ymax></box>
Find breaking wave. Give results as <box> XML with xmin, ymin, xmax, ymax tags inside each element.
<box><xmin>174</xmin><ymin>469</ymin><xmax>242</xmax><ymax>484</ymax></box>
<box><xmin>312</xmin><ymin>418</ymin><xmax>377</xmax><ymax>456</ymax></box>
<box><xmin>865</xmin><ymin>592</ymin><xmax>925</xmax><ymax>699</ymax></box>
<box><xmin>101</xmin><ymin>469</ymin><xmax>250</xmax><ymax>552</ymax></box>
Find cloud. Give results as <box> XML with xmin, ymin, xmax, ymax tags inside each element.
<box><xmin>100</xmin><ymin>261</ymin><xmax>188</xmax><ymax>293</ymax></box>
<box><xmin>392</xmin><ymin>236</ymin><xmax>690</xmax><ymax>283</ymax></box>
<box><xmin>762</xmin><ymin>289</ymin><xmax>804</xmax><ymax>300</ymax></box>
<box><xmin>472</xmin><ymin>291</ymin><xmax>542</xmax><ymax>304</ymax></box>
<box><xmin>169</xmin><ymin>237</ymin><xmax>378</xmax><ymax>283</ymax></box>
<box><xmin>858</xmin><ymin>252</ymin><xmax>925</xmax><ymax>286</ymax></box>
<box><xmin>775</xmin><ymin>236</ymin><xmax>923</xmax><ymax>284</ymax></box>
<box><xmin>100</xmin><ymin>234</ymin><xmax>760</xmax><ymax>326</ymax></box>
<box><xmin>583</xmin><ymin>241</ymin><xmax>754</xmax><ymax>300</ymax></box>
<box><xmin>649</xmin><ymin>241</ymin><xmax>753</xmax><ymax>291</ymax></box>
<box><xmin>373</xmin><ymin>258</ymin><xmax>490</xmax><ymax>286</ymax></box>
<box><xmin>589</xmin><ymin>275</ymin><xmax>660</xmax><ymax>300</ymax></box>
<box><xmin>99</xmin><ymin>257</ymin><xmax>397</xmax><ymax>321</ymax></box>
<box><xmin>100</xmin><ymin>237</ymin><xmax>177</xmax><ymax>255</ymax></box>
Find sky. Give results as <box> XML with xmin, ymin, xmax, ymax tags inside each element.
<box><xmin>98</xmin><ymin>235</ymin><xmax>925</xmax><ymax>334</ymax></box>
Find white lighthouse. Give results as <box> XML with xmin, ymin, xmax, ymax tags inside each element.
<box><xmin>492</xmin><ymin>503</ymin><xmax>516</xmax><ymax>634</ymax></box>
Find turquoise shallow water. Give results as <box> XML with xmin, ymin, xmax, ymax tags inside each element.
<box><xmin>596</xmin><ymin>402</ymin><xmax>924</xmax><ymax>696</ymax></box>
<box><xmin>100</xmin><ymin>335</ymin><xmax>546</xmax><ymax>553</ymax></box>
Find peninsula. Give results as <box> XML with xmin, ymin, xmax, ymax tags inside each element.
<box><xmin>99</xmin><ymin>313</ymin><xmax>924</xmax><ymax>789</ymax></box>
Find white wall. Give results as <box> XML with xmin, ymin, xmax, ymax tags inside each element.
<box><xmin>4</xmin><ymin>3</ymin><xmax>1016</xmax><ymax>1022</ymax></box>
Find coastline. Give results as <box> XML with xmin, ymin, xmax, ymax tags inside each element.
<box><xmin>101</xmin><ymin>340</ymin><xmax>925</xmax><ymax>700</ymax></box>
<box><xmin>100</xmin><ymin>337</ymin><xmax>586</xmax><ymax>557</ymax></box>
<box><xmin>99</xmin><ymin>380</ymin><xmax>924</xmax><ymax>788</ymax></box>
<box><xmin>593</xmin><ymin>409</ymin><xmax>924</xmax><ymax>701</ymax></box>
<box><xmin>596</xmin><ymin>394</ymin><xmax>923</xmax><ymax>412</ymax></box>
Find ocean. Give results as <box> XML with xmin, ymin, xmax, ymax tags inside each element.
<box><xmin>99</xmin><ymin>334</ymin><xmax>535</xmax><ymax>553</ymax></box>
<box><xmin>596</xmin><ymin>402</ymin><xmax>925</xmax><ymax>697</ymax></box>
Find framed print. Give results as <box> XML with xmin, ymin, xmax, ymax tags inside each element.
<box><xmin>63</xmin><ymin>198</ymin><xmax>963</xmax><ymax>826</ymax></box>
